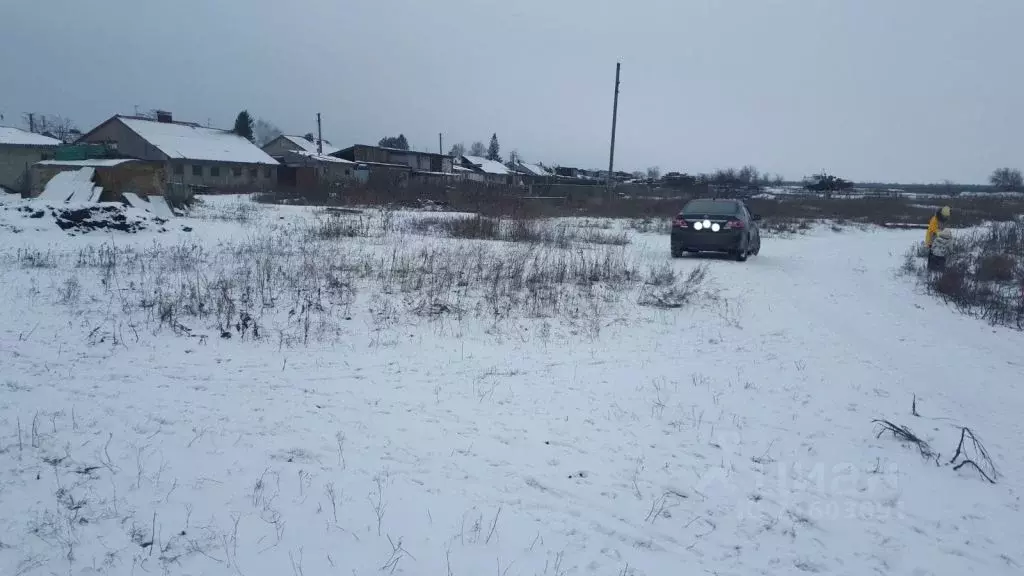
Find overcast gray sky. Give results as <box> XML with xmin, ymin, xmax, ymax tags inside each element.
<box><xmin>2</xmin><ymin>0</ymin><xmax>1021</xmax><ymax>183</ymax></box>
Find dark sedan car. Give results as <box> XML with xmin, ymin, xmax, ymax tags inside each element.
<box><xmin>670</xmin><ymin>198</ymin><xmax>762</xmax><ymax>261</ymax></box>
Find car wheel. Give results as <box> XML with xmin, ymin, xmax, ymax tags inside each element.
<box><xmin>735</xmin><ymin>250</ymin><xmax>748</xmax><ymax>262</ymax></box>
<box><xmin>671</xmin><ymin>247</ymin><xmax>683</xmax><ymax>258</ymax></box>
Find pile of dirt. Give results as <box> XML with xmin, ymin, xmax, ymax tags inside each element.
<box><xmin>1</xmin><ymin>202</ymin><xmax>167</xmax><ymax>234</ymax></box>
<box><xmin>52</xmin><ymin>204</ymin><xmax>164</xmax><ymax>233</ymax></box>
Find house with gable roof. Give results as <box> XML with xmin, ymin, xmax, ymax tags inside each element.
<box><xmin>457</xmin><ymin>155</ymin><xmax>520</xmax><ymax>185</ymax></box>
<box><xmin>77</xmin><ymin>111</ymin><xmax>279</xmax><ymax>191</ymax></box>
<box><xmin>0</xmin><ymin>126</ymin><xmax>62</xmax><ymax>193</ymax></box>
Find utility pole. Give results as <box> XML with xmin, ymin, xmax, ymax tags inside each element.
<box><xmin>28</xmin><ymin>112</ymin><xmax>35</xmax><ymax>133</ymax></box>
<box><xmin>439</xmin><ymin>133</ymin><xmax>443</xmax><ymax>155</ymax></box>
<box><xmin>316</xmin><ymin>113</ymin><xmax>323</xmax><ymax>155</ymax></box>
<box><xmin>607</xmin><ymin>62</ymin><xmax>621</xmax><ymax>193</ymax></box>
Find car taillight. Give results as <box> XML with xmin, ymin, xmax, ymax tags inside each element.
<box><xmin>726</xmin><ymin>219</ymin><xmax>745</xmax><ymax>229</ymax></box>
<box><xmin>672</xmin><ymin>217</ymin><xmax>688</xmax><ymax>228</ymax></box>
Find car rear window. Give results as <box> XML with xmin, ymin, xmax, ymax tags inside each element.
<box><xmin>681</xmin><ymin>199</ymin><xmax>739</xmax><ymax>216</ymax></box>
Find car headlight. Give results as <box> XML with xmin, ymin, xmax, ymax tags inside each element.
<box><xmin>694</xmin><ymin>221</ymin><xmax>703</xmax><ymax>230</ymax></box>
<box><xmin>711</xmin><ymin>223</ymin><xmax>721</xmax><ymax>232</ymax></box>
<box><xmin>703</xmin><ymin>220</ymin><xmax>712</xmax><ymax>230</ymax></box>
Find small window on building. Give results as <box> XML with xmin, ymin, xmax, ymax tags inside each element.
<box><xmin>233</xmin><ymin>167</ymin><xmax>242</xmax><ymax>177</ymax></box>
<box><xmin>264</xmin><ymin>167</ymin><xmax>273</xmax><ymax>178</ymax></box>
<box><xmin>174</xmin><ymin>164</ymin><xmax>184</xmax><ymax>175</ymax></box>
<box><xmin>192</xmin><ymin>165</ymin><xmax>202</xmax><ymax>177</ymax></box>
<box><xmin>211</xmin><ymin>166</ymin><xmax>221</xmax><ymax>177</ymax></box>
<box><xmin>249</xmin><ymin>168</ymin><xmax>257</xmax><ymax>179</ymax></box>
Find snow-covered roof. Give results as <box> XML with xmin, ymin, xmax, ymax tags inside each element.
<box><xmin>285</xmin><ymin>150</ymin><xmax>355</xmax><ymax>164</ymax></box>
<box><xmin>0</xmin><ymin>126</ymin><xmax>63</xmax><ymax>147</ymax></box>
<box><xmin>282</xmin><ymin>135</ymin><xmax>341</xmax><ymax>156</ymax></box>
<box><xmin>38</xmin><ymin>159</ymin><xmax>137</xmax><ymax>167</ymax></box>
<box><xmin>462</xmin><ymin>155</ymin><xmax>510</xmax><ymax>175</ymax></box>
<box><xmin>119</xmin><ymin>117</ymin><xmax>278</xmax><ymax>165</ymax></box>
<box><xmin>518</xmin><ymin>163</ymin><xmax>551</xmax><ymax>177</ymax></box>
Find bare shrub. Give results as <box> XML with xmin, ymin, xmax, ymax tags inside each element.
<box><xmin>627</xmin><ymin>218</ymin><xmax>671</xmax><ymax>235</ymax></box>
<box><xmin>447</xmin><ymin>214</ymin><xmax>501</xmax><ymax>240</ymax></box>
<box><xmin>573</xmin><ymin>228</ymin><xmax>630</xmax><ymax>246</ymax></box>
<box><xmin>504</xmin><ymin>219</ymin><xmax>568</xmax><ymax>246</ymax></box>
<box><xmin>408</xmin><ymin>213</ymin><xmax>626</xmax><ymax>247</ymax></box>
<box><xmin>899</xmin><ymin>247</ymin><xmax>919</xmax><ymax>276</ymax></box>
<box><xmin>975</xmin><ymin>254</ymin><xmax>1015</xmax><ymax>282</ymax></box>
<box><xmin>306</xmin><ymin>214</ymin><xmax>371</xmax><ymax>240</ymax></box>
<box><xmin>645</xmin><ymin>263</ymin><xmax>677</xmax><ymax>287</ymax></box>
<box><xmin>639</xmin><ymin>264</ymin><xmax>712</xmax><ymax>309</ymax></box>
<box><xmin>57</xmin><ymin>276</ymin><xmax>81</xmax><ymax>305</ymax></box>
<box><xmin>949</xmin><ymin>427</ymin><xmax>998</xmax><ymax>483</ymax></box>
<box><xmin>872</xmin><ymin>419</ymin><xmax>937</xmax><ymax>461</ymax></box>
<box><xmin>914</xmin><ymin>221</ymin><xmax>1024</xmax><ymax>329</ymax></box>
<box><xmin>17</xmin><ymin>248</ymin><xmax>58</xmax><ymax>268</ymax></box>
<box><xmin>194</xmin><ymin>197</ymin><xmax>258</xmax><ymax>223</ymax></box>
<box><xmin>57</xmin><ymin>228</ymin><xmax>666</xmax><ymax>344</ymax></box>
<box><xmin>760</xmin><ymin>217</ymin><xmax>807</xmax><ymax>235</ymax></box>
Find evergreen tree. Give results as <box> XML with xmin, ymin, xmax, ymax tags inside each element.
<box><xmin>233</xmin><ymin>110</ymin><xmax>255</xmax><ymax>142</ymax></box>
<box><xmin>486</xmin><ymin>133</ymin><xmax>501</xmax><ymax>162</ymax></box>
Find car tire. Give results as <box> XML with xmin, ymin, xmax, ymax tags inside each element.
<box><xmin>734</xmin><ymin>235</ymin><xmax>750</xmax><ymax>262</ymax></box>
<box><xmin>671</xmin><ymin>247</ymin><xmax>683</xmax><ymax>258</ymax></box>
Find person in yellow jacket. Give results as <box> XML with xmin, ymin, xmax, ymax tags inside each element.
<box><xmin>925</xmin><ymin>206</ymin><xmax>951</xmax><ymax>249</ymax></box>
<box><xmin>925</xmin><ymin>206</ymin><xmax>951</xmax><ymax>270</ymax></box>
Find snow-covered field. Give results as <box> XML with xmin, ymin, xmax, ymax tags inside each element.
<box><xmin>1</xmin><ymin>195</ymin><xmax>1021</xmax><ymax>576</ymax></box>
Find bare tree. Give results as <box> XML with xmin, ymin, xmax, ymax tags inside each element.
<box><xmin>448</xmin><ymin>143</ymin><xmax>465</xmax><ymax>157</ymax></box>
<box><xmin>468</xmin><ymin>141</ymin><xmax>487</xmax><ymax>157</ymax></box>
<box><xmin>989</xmin><ymin>168</ymin><xmax>1023</xmax><ymax>192</ymax></box>
<box><xmin>254</xmin><ymin>118</ymin><xmax>283</xmax><ymax>147</ymax></box>
<box><xmin>646</xmin><ymin>166</ymin><xmax>661</xmax><ymax>180</ymax></box>
<box><xmin>737</xmin><ymin>165</ymin><xmax>759</xmax><ymax>185</ymax></box>
<box><xmin>708</xmin><ymin>168</ymin><xmax>738</xmax><ymax>186</ymax></box>
<box><xmin>24</xmin><ymin>113</ymin><xmax>80</xmax><ymax>142</ymax></box>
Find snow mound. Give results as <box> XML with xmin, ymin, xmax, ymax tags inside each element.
<box><xmin>122</xmin><ymin>192</ymin><xmax>175</xmax><ymax>219</ymax></box>
<box><xmin>146</xmin><ymin>195</ymin><xmax>176</xmax><ymax>219</ymax></box>
<box><xmin>37</xmin><ymin>167</ymin><xmax>102</xmax><ymax>203</ymax></box>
